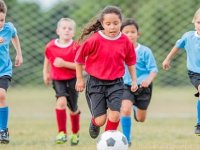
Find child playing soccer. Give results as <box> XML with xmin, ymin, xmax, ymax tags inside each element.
<box><xmin>0</xmin><ymin>0</ymin><xmax>23</xmax><ymax>144</ymax></box>
<box><xmin>162</xmin><ymin>8</ymin><xmax>200</xmax><ymax>135</ymax></box>
<box><xmin>43</xmin><ymin>18</ymin><xmax>80</xmax><ymax>145</ymax></box>
<box><xmin>75</xmin><ymin>5</ymin><xmax>138</xmax><ymax>139</ymax></box>
<box><xmin>120</xmin><ymin>19</ymin><xmax>158</xmax><ymax>146</ymax></box>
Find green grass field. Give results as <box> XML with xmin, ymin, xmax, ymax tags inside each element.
<box><xmin>0</xmin><ymin>87</ymin><xmax>200</xmax><ymax>150</ymax></box>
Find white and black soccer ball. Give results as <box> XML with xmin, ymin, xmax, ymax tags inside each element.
<box><xmin>96</xmin><ymin>130</ymin><xmax>128</xmax><ymax>150</ymax></box>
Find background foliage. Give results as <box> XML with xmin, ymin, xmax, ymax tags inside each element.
<box><xmin>5</xmin><ymin>0</ymin><xmax>200</xmax><ymax>87</ymax></box>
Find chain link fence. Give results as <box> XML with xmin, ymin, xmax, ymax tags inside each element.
<box><xmin>5</xmin><ymin>0</ymin><xmax>200</xmax><ymax>87</ymax></box>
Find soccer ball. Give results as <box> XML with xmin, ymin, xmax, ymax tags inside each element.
<box><xmin>96</xmin><ymin>130</ymin><xmax>128</xmax><ymax>150</ymax></box>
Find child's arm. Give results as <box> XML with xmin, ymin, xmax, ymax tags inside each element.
<box><xmin>162</xmin><ymin>46</ymin><xmax>180</xmax><ymax>70</ymax></box>
<box><xmin>11</xmin><ymin>35</ymin><xmax>23</xmax><ymax>67</ymax></box>
<box><xmin>53</xmin><ymin>57</ymin><xmax>75</xmax><ymax>70</ymax></box>
<box><xmin>75</xmin><ymin>63</ymin><xmax>85</xmax><ymax>92</ymax></box>
<box><xmin>43</xmin><ymin>57</ymin><xmax>51</xmax><ymax>85</ymax></box>
<box><xmin>128</xmin><ymin>65</ymin><xmax>138</xmax><ymax>92</ymax></box>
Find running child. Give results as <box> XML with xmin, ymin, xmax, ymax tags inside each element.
<box><xmin>162</xmin><ymin>8</ymin><xmax>200</xmax><ymax>135</ymax></box>
<box><xmin>120</xmin><ymin>19</ymin><xmax>158</xmax><ymax>146</ymax></box>
<box><xmin>0</xmin><ymin>0</ymin><xmax>23</xmax><ymax>144</ymax></box>
<box><xmin>75</xmin><ymin>5</ymin><xmax>138</xmax><ymax>139</ymax></box>
<box><xmin>43</xmin><ymin>18</ymin><xmax>80</xmax><ymax>145</ymax></box>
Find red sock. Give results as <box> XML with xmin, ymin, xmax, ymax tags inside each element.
<box><xmin>92</xmin><ymin>117</ymin><xmax>98</xmax><ymax>126</ymax></box>
<box><xmin>55</xmin><ymin>109</ymin><xmax>67</xmax><ymax>133</ymax></box>
<box><xmin>105</xmin><ymin>119</ymin><xmax>119</xmax><ymax>131</ymax></box>
<box><xmin>70</xmin><ymin>112</ymin><xmax>80</xmax><ymax>134</ymax></box>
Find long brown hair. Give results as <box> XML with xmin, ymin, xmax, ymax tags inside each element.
<box><xmin>78</xmin><ymin>5</ymin><xmax>122</xmax><ymax>43</ymax></box>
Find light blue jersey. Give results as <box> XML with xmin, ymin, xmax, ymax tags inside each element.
<box><xmin>175</xmin><ymin>31</ymin><xmax>200</xmax><ymax>73</ymax></box>
<box><xmin>123</xmin><ymin>44</ymin><xmax>158</xmax><ymax>85</ymax></box>
<box><xmin>0</xmin><ymin>22</ymin><xmax>17</xmax><ymax>77</ymax></box>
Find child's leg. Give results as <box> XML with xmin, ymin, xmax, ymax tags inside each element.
<box><xmin>105</xmin><ymin>109</ymin><xmax>120</xmax><ymax>131</ymax></box>
<box><xmin>134</xmin><ymin>106</ymin><xmax>147</xmax><ymax>122</ymax></box>
<box><xmin>55</xmin><ymin>96</ymin><xmax>67</xmax><ymax>134</ymax></box>
<box><xmin>120</xmin><ymin>99</ymin><xmax>132</xmax><ymax>144</ymax></box>
<box><xmin>197</xmin><ymin>85</ymin><xmax>200</xmax><ymax>125</ymax></box>
<box><xmin>0</xmin><ymin>89</ymin><xmax>8</xmax><ymax>131</ymax></box>
<box><xmin>70</xmin><ymin>110</ymin><xmax>80</xmax><ymax>134</ymax></box>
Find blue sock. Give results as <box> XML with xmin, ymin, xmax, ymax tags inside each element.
<box><xmin>197</xmin><ymin>100</ymin><xmax>200</xmax><ymax>125</ymax></box>
<box><xmin>0</xmin><ymin>106</ymin><xmax>8</xmax><ymax>130</ymax></box>
<box><xmin>121</xmin><ymin>116</ymin><xmax>131</xmax><ymax>144</ymax></box>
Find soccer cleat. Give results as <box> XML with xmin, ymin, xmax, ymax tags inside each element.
<box><xmin>128</xmin><ymin>142</ymin><xmax>132</xmax><ymax>147</ymax></box>
<box><xmin>0</xmin><ymin>128</ymin><xmax>9</xmax><ymax>144</ymax></box>
<box><xmin>89</xmin><ymin>122</ymin><xmax>100</xmax><ymax>139</ymax></box>
<box><xmin>195</xmin><ymin>124</ymin><xmax>200</xmax><ymax>135</ymax></box>
<box><xmin>70</xmin><ymin>134</ymin><xmax>79</xmax><ymax>146</ymax></box>
<box><xmin>55</xmin><ymin>131</ymin><xmax>67</xmax><ymax>144</ymax></box>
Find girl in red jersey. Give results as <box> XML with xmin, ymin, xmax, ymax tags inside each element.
<box><xmin>43</xmin><ymin>18</ymin><xmax>80</xmax><ymax>146</ymax></box>
<box><xmin>75</xmin><ymin>5</ymin><xmax>138</xmax><ymax>139</ymax></box>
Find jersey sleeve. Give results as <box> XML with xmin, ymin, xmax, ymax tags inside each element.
<box><xmin>124</xmin><ymin>40</ymin><xmax>136</xmax><ymax>66</ymax></box>
<box><xmin>175</xmin><ymin>32</ymin><xmax>188</xmax><ymax>49</ymax></box>
<box><xmin>75</xmin><ymin>39</ymin><xmax>93</xmax><ymax>64</ymax></box>
<box><xmin>144</xmin><ymin>48</ymin><xmax>158</xmax><ymax>73</ymax></box>
<box><xmin>8</xmin><ymin>22</ymin><xmax>17</xmax><ymax>38</ymax></box>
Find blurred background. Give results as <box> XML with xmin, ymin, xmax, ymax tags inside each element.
<box><xmin>7</xmin><ymin>0</ymin><xmax>198</xmax><ymax>87</ymax></box>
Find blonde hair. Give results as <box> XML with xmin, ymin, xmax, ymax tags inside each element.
<box><xmin>57</xmin><ymin>18</ymin><xmax>76</xmax><ymax>30</ymax></box>
<box><xmin>0</xmin><ymin>0</ymin><xmax>7</xmax><ymax>14</ymax></box>
<box><xmin>192</xmin><ymin>8</ymin><xmax>200</xmax><ymax>23</ymax></box>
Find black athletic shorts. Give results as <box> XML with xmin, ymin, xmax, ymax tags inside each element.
<box><xmin>188</xmin><ymin>70</ymin><xmax>200</xmax><ymax>97</ymax></box>
<box><xmin>122</xmin><ymin>84</ymin><xmax>153</xmax><ymax>110</ymax></box>
<box><xmin>0</xmin><ymin>75</ymin><xmax>11</xmax><ymax>91</ymax></box>
<box><xmin>85</xmin><ymin>75</ymin><xmax>124</xmax><ymax>118</ymax></box>
<box><xmin>52</xmin><ymin>78</ymin><xmax>78</xmax><ymax>112</ymax></box>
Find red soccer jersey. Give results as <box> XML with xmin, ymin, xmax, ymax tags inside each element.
<box><xmin>75</xmin><ymin>31</ymin><xmax>136</xmax><ymax>80</ymax></box>
<box><xmin>45</xmin><ymin>39</ymin><xmax>78</xmax><ymax>80</ymax></box>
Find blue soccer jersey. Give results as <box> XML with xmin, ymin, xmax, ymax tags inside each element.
<box><xmin>123</xmin><ymin>44</ymin><xmax>158</xmax><ymax>85</ymax></box>
<box><xmin>175</xmin><ymin>31</ymin><xmax>200</xmax><ymax>73</ymax></box>
<box><xmin>0</xmin><ymin>22</ymin><xmax>17</xmax><ymax>77</ymax></box>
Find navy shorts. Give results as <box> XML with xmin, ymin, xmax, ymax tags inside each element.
<box><xmin>0</xmin><ymin>75</ymin><xmax>11</xmax><ymax>91</ymax></box>
<box><xmin>188</xmin><ymin>70</ymin><xmax>200</xmax><ymax>89</ymax></box>
<box><xmin>122</xmin><ymin>84</ymin><xmax>152</xmax><ymax>110</ymax></box>
<box><xmin>188</xmin><ymin>70</ymin><xmax>200</xmax><ymax>97</ymax></box>
<box><xmin>85</xmin><ymin>76</ymin><xmax>124</xmax><ymax>118</ymax></box>
<box><xmin>52</xmin><ymin>78</ymin><xmax>79</xmax><ymax>112</ymax></box>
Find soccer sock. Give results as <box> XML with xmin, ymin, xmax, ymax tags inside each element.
<box><xmin>55</xmin><ymin>109</ymin><xmax>67</xmax><ymax>134</ymax></box>
<box><xmin>121</xmin><ymin>116</ymin><xmax>131</xmax><ymax>143</ymax></box>
<box><xmin>0</xmin><ymin>106</ymin><xmax>8</xmax><ymax>130</ymax></box>
<box><xmin>91</xmin><ymin>117</ymin><xmax>98</xmax><ymax>126</ymax></box>
<box><xmin>197</xmin><ymin>99</ymin><xmax>200</xmax><ymax>125</ymax></box>
<box><xmin>105</xmin><ymin>119</ymin><xmax>119</xmax><ymax>131</ymax></box>
<box><xmin>70</xmin><ymin>111</ymin><xmax>80</xmax><ymax>134</ymax></box>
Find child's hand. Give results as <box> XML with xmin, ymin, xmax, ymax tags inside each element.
<box><xmin>43</xmin><ymin>73</ymin><xmax>51</xmax><ymax>85</ymax></box>
<box><xmin>141</xmin><ymin>80</ymin><xmax>150</xmax><ymax>88</ymax></box>
<box><xmin>75</xmin><ymin>78</ymin><xmax>85</xmax><ymax>92</ymax></box>
<box><xmin>162</xmin><ymin>59</ymin><xmax>171</xmax><ymax>70</ymax></box>
<box><xmin>53</xmin><ymin>57</ymin><xmax>65</xmax><ymax>67</ymax></box>
<box><xmin>131</xmin><ymin>81</ymin><xmax>138</xmax><ymax>92</ymax></box>
<box><xmin>15</xmin><ymin>54</ymin><xmax>23</xmax><ymax>67</ymax></box>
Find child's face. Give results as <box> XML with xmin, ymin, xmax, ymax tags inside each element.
<box><xmin>194</xmin><ymin>15</ymin><xmax>200</xmax><ymax>34</ymax></box>
<box><xmin>0</xmin><ymin>12</ymin><xmax>6</xmax><ymax>29</ymax></box>
<box><xmin>101</xmin><ymin>13</ymin><xmax>121</xmax><ymax>38</ymax></box>
<box><xmin>122</xmin><ymin>25</ymin><xmax>139</xmax><ymax>45</ymax></box>
<box><xmin>56</xmin><ymin>20</ymin><xmax>75</xmax><ymax>41</ymax></box>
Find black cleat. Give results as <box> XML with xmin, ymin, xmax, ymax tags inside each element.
<box><xmin>0</xmin><ymin>128</ymin><xmax>9</xmax><ymax>144</ymax></box>
<box><xmin>194</xmin><ymin>92</ymin><xmax>199</xmax><ymax>97</ymax></box>
<box><xmin>195</xmin><ymin>124</ymin><xmax>200</xmax><ymax>136</ymax></box>
<box><xmin>89</xmin><ymin>122</ymin><xmax>100</xmax><ymax>139</ymax></box>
